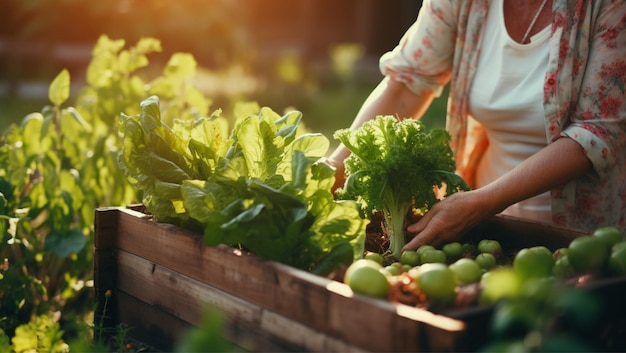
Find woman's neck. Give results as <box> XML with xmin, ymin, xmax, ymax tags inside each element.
<box><xmin>503</xmin><ymin>0</ymin><xmax>553</xmax><ymax>44</ymax></box>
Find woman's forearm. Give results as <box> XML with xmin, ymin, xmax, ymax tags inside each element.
<box><xmin>473</xmin><ymin>137</ymin><xmax>593</xmax><ymax>215</ymax></box>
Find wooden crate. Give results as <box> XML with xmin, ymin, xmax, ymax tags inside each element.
<box><xmin>94</xmin><ymin>205</ymin><xmax>619</xmax><ymax>352</ymax></box>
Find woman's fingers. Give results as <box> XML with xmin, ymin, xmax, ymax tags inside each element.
<box><xmin>402</xmin><ymin>191</ymin><xmax>489</xmax><ymax>251</ymax></box>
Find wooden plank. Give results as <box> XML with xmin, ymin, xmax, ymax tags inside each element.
<box><xmin>115</xmin><ymin>249</ymin><xmax>367</xmax><ymax>352</ymax></box>
<box><xmin>115</xmin><ymin>291</ymin><xmax>190</xmax><ymax>352</ymax></box>
<box><xmin>93</xmin><ymin>207</ymin><xmax>121</xmax><ymax>338</ymax></box>
<box><xmin>323</xmin><ymin>280</ymin><xmax>465</xmax><ymax>352</ymax></box>
<box><xmin>115</xmin><ymin>208</ymin><xmax>279</xmax><ymax>307</ymax></box>
<box><xmin>116</xmin><ymin>249</ymin><xmax>261</xmax><ymax>327</ymax></box>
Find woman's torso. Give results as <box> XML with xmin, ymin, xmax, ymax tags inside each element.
<box><xmin>468</xmin><ymin>0</ymin><xmax>552</xmax><ymax>222</ymax></box>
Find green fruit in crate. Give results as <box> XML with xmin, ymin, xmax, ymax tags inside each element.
<box><xmin>442</xmin><ymin>242</ymin><xmax>464</xmax><ymax>258</ymax></box>
<box><xmin>520</xmin><ymin>277</ymin><xmax>557</xmax><ymax>303</ymax></box>
<box><xmin>449</xmin><ymin>258</ymin><xmax>483</xmax><ymax>285</ymax></box>
<box><xmin>346</xmin><ymin>265</ymin><xmax>389</xmax><ymax>298</ymax></box>
<box><xmin>567</xmin><ymin>235</ymin><xmax>610</xmax><ymax>274</ymax></box>
<box><xmin>413</xmin><ymin>263</ymin><xmax>457</xmax><ymax>303</ymax></box>
<box><xmin>553</xmin><ymin>247</ymin><xmax>569</xmax><ymax>259</ymax></box>
<box><xmin>462</xmin><ymin>242</ymin><xmax>476</xmax><ymax>254</ymax></box>
<box><xmin>416</xmin><ymin>245</ymin><xmax>436</xmax><ymax>257</ymax></box>
<box><xmin>364</xmin><ymin>251</ymin><xmax>384</xmax><ymax>265</ymax></box>
<box><xmin>420</xmin><ymin>249</ymin><xmax>447</xmax><ymax>264</ymax></box>
<box><xmin>478</xmin><ymin>239</ymin><xmax>502</xmax><ymax>255</ymax></box>
<box><xmin>475</xmin><ymin>252</ymin><xmax>497</xmax><ymax>270</ymax></box>
<box><xmin>592</xmin><ymin>226</ymin><xmax>622</xmax><ymax>248</ymax></box>
<box><xmin>480</xmin><ymin>268</ymin><xmax>521</xmax><ymax>304</ymax></box>
<box><xmin>513</xmin><ymin>246</ymin><xmax>555</xmax><ymax>281</ymax></box>
<box><xmin>553</xmin><ymin>255</ymin><xmax>576</xmax><ymax>278</ymax></box>
<box><xmin>344</xmin><ymin>259</ymin><xmax>382</xmax><ymax>285</ymax></box>
<box><xmin>608</xmin><ymin>245</ymin><xmax>626</xmax><ymax>275</ymax></box>
<box><xmin>384</xmin><ymin>265</ymin><xmax>402</xmax><ymax>276</ymax></box>
<box><xmin>400</xmin><ymin>250</ymin><xmax>421</xmax><ymax>267</ymax></box>
<box><xmin>613</xmin><ymin>240</ymin><xmax>626</xmax><ymax>252</ymax></box>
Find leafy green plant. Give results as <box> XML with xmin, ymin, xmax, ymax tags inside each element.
<box><xmin>0</xmin><ymin>68</ymin><xmax>99</xmax><ymax>336</ymax></box>
<box><xmin>0</xmin><ymin>315</ymin><xmax>69</xmax><ymax>353</ymax></box>
<box><xmin>118</xmin><ymin>96</ymin><xmax>367</xmax><ymax>272</ymax></box>
<box><xmin>0</xmin><ymin>34</ymin><xmax>219</xmax><ymax>347</ymax></box>
<box><xmin>334</xmin><ymin>115</ymin><xmax>469</xmax><ymax>260</ymax></box>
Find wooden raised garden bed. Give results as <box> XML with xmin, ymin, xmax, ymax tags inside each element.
<box><xmin>94</xmin><ymin>205</ymin><xmax>626</xmax><ymax>352</ymax></box>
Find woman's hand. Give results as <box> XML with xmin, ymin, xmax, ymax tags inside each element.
<box><xmin>402</xmin><ymin>137</ymin><xmax>593</xmax><ymax>250</ymax></box>
<box><xmin>402</xmin><ymin>190</ymin><xmax>495</xmax><ymax>250</ymax></box>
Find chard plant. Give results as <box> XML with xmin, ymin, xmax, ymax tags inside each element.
<box><xmin>334</xmin><ymin>116</ymin><xmax>470</xmax><ymax>260</ymax></box>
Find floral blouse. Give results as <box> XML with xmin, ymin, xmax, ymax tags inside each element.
<box><xmin>380</xmin><ymin>0</ymin><xmax>626</xmax><ymax>233</ymax></box>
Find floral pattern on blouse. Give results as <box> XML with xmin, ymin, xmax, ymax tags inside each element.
<box><xmin>379</xmin><ymin>0</ymin><xmax>626</xmax><ymax>232</ymax></box>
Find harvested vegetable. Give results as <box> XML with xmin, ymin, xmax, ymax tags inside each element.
<box><xmin>334</xmin><ymin>116</ymin><xmax>469</xmax><ymax>260</ymax></box>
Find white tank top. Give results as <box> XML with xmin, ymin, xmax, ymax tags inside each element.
<box><xmin>468</xmin><ymin>0</ymin><xmax>552</xmax><ymax>222</ymax></box>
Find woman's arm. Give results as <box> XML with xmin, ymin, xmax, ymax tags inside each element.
<box><xmin>403</xmin><ymin>136</ymin><xmax>593</xmax><ymax>249</ymax></box>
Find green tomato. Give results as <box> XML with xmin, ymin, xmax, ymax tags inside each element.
<box><xmin>449</xmin><ymin>258</ymin><xmax>483</xmax><ymax>285</ymax></box>
<box><xmin>478</xmin><ymin>239</ymin><xmax>502</xmax><ymax>255</ymax></box>
<box><xmin>568</xmin><ymin>235</ymin><xmax>610</xmax><ymax>274</ymax></box>
<box><xmin>520</xmin><ymin>277</ymin><xmax>557</xmax><ymax>303</ymax></box>
<box><xmin>608</xmin><ymin>245</ymin><xmax>626</xmax><ymax>275</ymax></box>
<box><xmin>593</xmin><ymin>226</ymin><xmax>622</xmax><ymax>248</ymax></box>
<box><xmin>420</xmin><ymin>249</ymin><xmax>447</xmax><ymax>264</ymax></box>
<box><xmin>364</xmin><ymin>251</ymin><xmax>384</xmax><ymax>265</ymax></box>
<box><xmin>480</xmin><ymin>268</ymin><xmax>522</xmax><ymax>304</ymax></box>
<box><xmin>384</xmin><ymin>264</ymin><xmax>402</xmax><ymax>276</ymax></box>
<box><xmin>553</xmin><ymin>255</ymin><xmax>576</xmax><ymax>279</ymax></box>
<box><xmin>613</xmin><ymin>240</ymin><xmax>626</xmax><ymax>253</ymax></box>
<box><xmin>475</xmin><ymin>252</ymin><xmax>497</xmax><ymax>270</ymax></box>
<box><xmin>442</xmin><ymin>242</ymin><xmax>464</xmax><ymax>259</ymax></box>
<box><xmin>400</xmin><ymin>250</ymin><xmax>420</xmax><ymax>267</ymax></box>
<box><xmin>391</xmin><ymin>261</ymin><xmax>403</xmax><ymax>268</ymax></box>
<box><xmin>344</xmin><ymin>259</ymin><xmax>382</xmax><ymax>285</ymax></box>
<box><xmin>416</xmin><ymin>244</ymin><xmax>436</xmax><ymax>255</ymax></box>
<box><xmin>513</xmin><ymin>246</ymin><xmax>555</xmax><ymax>281</ymax></box>
<box><xmin>347</xmin><ymin>265</ymin><xmax>389</xmax><ymax>298</ymax></box>
<box><xmin>553</xmin><ymin>247</ymin><xmax>569</xmax><ymax>259</ymax></box>
<box><xmin>462</xmin><ymin>243</ymin><xmax>476</xmax><ymax>254</ymax></box>
<box><xmin>414</xmin><ymin>263</ymin><xmax>457</xmax><ymax>303</ymax></box>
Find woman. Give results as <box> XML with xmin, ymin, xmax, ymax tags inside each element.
<box><xmin>326</xmin><ymin>0</ymin><xmax>626</xmax><ymax>249</ymax></box>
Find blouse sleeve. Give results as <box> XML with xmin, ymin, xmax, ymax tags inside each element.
<box><xmin>559</xmin><ymin>1</ymin><xmax>626</xmax><ymax>178</ymax></box>
<box><xmin>378</xmin><ymin>0</ymin><xmax>458</xmax><ymax>98</ymax></box>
